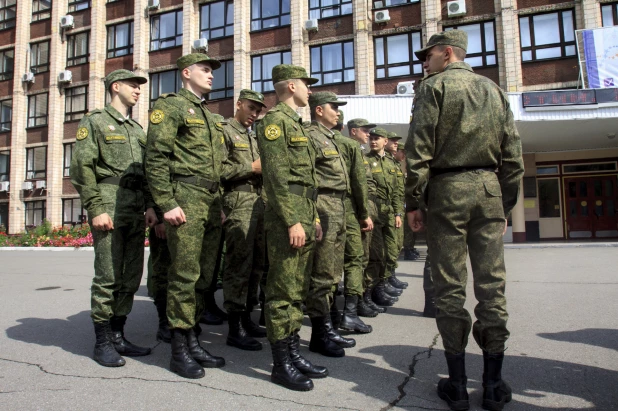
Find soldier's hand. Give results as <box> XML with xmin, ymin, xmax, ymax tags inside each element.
<box><xmin>145</xmin><ymin>208</ymin><xmax>158</xmax><ymax>228</ymax></box>
<box><xmin>407</xmin><ymin>210</ymin><xmax>425</xmax><ymax>232</ymax></box>
<box><xmin>154</xmin><ymin>223</ymin><xmax>167</xmax><ymax>239</ymax></box>
<box><xmin>502</xmin><ymin>218</ymin><xmax>508</xmax><ymax>236</ymax></box>
<box><xmin>288</xmin><ymin>222</ymin><xmax>306</xmax><ymax>248</ymax></box>
<box><xmin>395</xmin><ymin>215</ymin><xmax>402</xmax><ymax>228</ymax></box>
<box><xmin>221</xmin><ymin>210</ymin><xmax>226</xmax><ymax>224</ymax></box>
<box><xmin>251</xmin><ymin>159</ymin><xmax>262</xmax><ymax>175</ymax></box>
<box><xmin>164</xmin><ymin>207</ymin><xmax>186</xmax><ymax>226</ymax></box>
<box><xmin>316</xmin><ymin>223</ymin><xmax>323</xmax><ymax>242</ymax></box>
<box><xmin>360</xmin><ymin>217</ymin><xmax>373</xmax><ymax>232</ymax></box>
<box><xmin>92</xmin><ymin>213</ymin><xmax>114</xmax><ymax>231</ymax></box>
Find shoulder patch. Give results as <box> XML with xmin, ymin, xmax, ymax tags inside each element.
<box><xmin>76</xmin><ymin>127</ymin><xmax>89</xmax><ymax>140</ymax></box>
<box><xmin>150</xmin><ymin>110</ymin><xmax>164</xmax><ymax>124</ymax></box>
<box><xmin>264</xmin><ymin>124</ymin><xmax>281</xmax><ymax>141</ymax></box>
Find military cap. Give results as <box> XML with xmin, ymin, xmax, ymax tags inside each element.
<box><xmin>177</xmin><ymin>53</ymin><xmax>221</xmax><ymax>71</ymax></box>
<box><xmin>309</xmin><ymin>92</ymin><xmax>347</xmax><ymax>109</ymax></box>
<box><xmin>369</xmin><ymin>127</ymin><xmax>389</xmax><ymax>138</ymax></box>
<box><xmin>387</xmin><ymin>131</ymin><xmax>402</xmax><ymax>140</ymax></box>
<box><xmin>239</xmin><ymin>89</ymin><xmax>267</xmax><ymax>107</ymax></box>
<box><xmin>414</xmin><ymin>29</ymin><xmax>468</xmax><ymax>62</ymax></box>
<box><xmin>397</xmin><ymin>145</ymin><xmax>405</xmax><ymax>151</ymax></box>
<box><xmin>272</xmin><ymin>64</ymin><xmax>319</xmax><ymax>85</ymax></box>
<box><xmin>347</xmin><ymin>118</ymin><xmax>377</xmax><ymax>129</ymax></box>
<box><xmin>104</xmin><ymin>69</ymin><xmax>147</xmax><ymax>91</ymax></box>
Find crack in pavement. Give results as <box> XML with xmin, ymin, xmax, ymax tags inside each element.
<box><xmin>0</xmin><ymin>357</ymin><xmax>360</xmax><ymax>410</ymax></box>
<box><xmin>1</xmin><ymin>388</ymin><xmax>70</xmax><ymax>394</ymax></box>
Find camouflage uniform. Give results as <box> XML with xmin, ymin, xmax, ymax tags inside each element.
<box><xmin>385</xmin><ymin>149</ymin><xmax>405</xmax><ymax>275</ymax></box>
<box><xmin>359</xmin><ymin>144</ymin><xmax>378</xmax><ymax>287</ymax></box>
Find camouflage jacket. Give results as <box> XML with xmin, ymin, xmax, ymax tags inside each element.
<box><xmin>387</xmin><ymin>152</ymin><xmax>406</xmax><ymax>214</ymax></box>
<box><xmin>359</xmin><ymin>144</ymin><xmax>377</xmax><ymax>196</ymax></box>
<box><xmin>404</xmin><ymin>62</ymin><xmax>524</xmax><ymax>216</ymax></box>
<box><xmin>70</xmin><ymin>104</ymin><xmax>154</xmax><ymax>220</ymax></box>
<box><xmin>221</xmin><ymin>118</ymin><xmax>261</xmax><ymax>187</ymax></box>
<box><xmin>306</xmin><ymin>121</ymin><xmax>349</xmax><ymax>193</ymax></box>
<box><xmin>366</xmin><ymin>150</ymin><xmax>401</xmax><ymax>214</ymax></box>
<box><xmin>334</xmin><ymin>130</ymin><xmax>369</xmax><ymax>220</ymax></box>
<box><xmin>145</xmin><ymin>88</ymin><xmax>225</xmax><ymax>213</ymax></box>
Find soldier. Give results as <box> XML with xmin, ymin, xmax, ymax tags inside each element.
<box><xmin>405</xmin><ymin>30</ymin><xmax>523</xmax><ymax>411</ymax></box>
<box><xmin>70</xmin><ymin>69</ymin><xmax>156</xmax><ymax>367</ymax></box>
<box><xmin>220</xmin><ymin>89</ymin><xmax>268</xmax><ymax>351</ymax></box>
<box><xmin>147</xmin><ymin>218</ymin><xmax>172</xmax><ymax>343</ymax></box>
<box><xmin>145</xmin><ymin>53</ymin><xmax>226</xmax><ymax>379</ymax></box>
<box><xmin>396</xmin><ymin>145</ymin><xmax>418</xmax><ymax>260</ymax></box>
<box><xmin>256</xmin><ymin>64</ymin><xmax>327</xmax><ymax>391</ymax></box>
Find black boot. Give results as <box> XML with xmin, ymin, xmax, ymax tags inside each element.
<box><xmin>482</xmin><ymin>351</ymin><xmax>512</xmax><ymax>411</ymax></box>
<box><xmin>357</xmin><ymin>290</ymin><xmax>379</xmax><ymax>318</ymax></box>
<box><xmin>437</xmin><ymin>352</ymin><xmax>469</xmax><ymax>411</ymax></box>
<box><xmin>372</xmin><ymin>283</ymin><xmax>395</xmax><ymax>307</ymax></box>
<box><xmin>324</xmin><ymin>316</ymin><xmax>356</xmax><ymax>348</ymax></box>
<box><xmin>259</xmin><ymin>301</ymin><xmax>266</xmax><ymax>326</ymax></box>
<box><xmin>170</xmin><ymin>329</ymin><xmax>205</xmax><ymax>379</ymax></box>
<box><xmin>388</xmin><ymin>272</ymin><xmax>408</xmax><ymax>289</ymax></box>
<box><xmin>109</xmin><ymin>316</ymin><xmax>151</xmax><ymax>357</ymax></box>
<box><xmin>200</xmin><ymin>309</ymin><xmax>223</xmax><ymax>325</ymax></box>
<box><xmin>423</xmin><ymin>292</ymin><xmax>437</xmax><ymax>318</ymax></box>
<box><xmin>187</xmin><ymin>328</ymin><xmax>225</xmax><ymax>368</ymax></box>
<box><xmin>364</xmin><ymin>288</ymin><xmax>386</xmax><ymax>313</ymax></box>
<box><xmin>271</xmin><ymin>338</ymin><xmax>314</xmax><ymax>391</ymax></box>
<box><xmin>403</xmin><ymin>248</ymin><xmax>418</xmax><ymax>260</ymax></box>
<box><xmin>308</xmin><ymin>317</ymin><xmax>345</xmax><ymax>357</ymax></box>
<box><xmin>330</xmin><ymin>297</ymin><xmax>341</xmax><ymax>330</ymax></box>
<box><xmin>93</xmin><ymin>321</ymin><xmax>125</xmax><ymax>367</ymax></box>
<box><xmin>383</xmin><ymin>280</ymin><xmax>403</xmax><ymax>296</ymax></box>
<box><xmin>288</xmin><ymin>333</ymin><xmax>328</xmax><ymax>378</ymax></box>
<box><xmin>154</xmin><ymin>298</ymin><xmax>171</xmax><ymax>343</ymax></box>
<box><xmin>227</xmin><ymin>312</ymin><xmax>263</xmax><ymax>351</ymax></box>
<box><xmin>241</xmin><ymin>311</ymin><xmax>267</xmax><ymax>338</ymax></box>
<box><xmin>205</xmin><ymin>291</ymin><xmax>228</xmax><ymax>320</ymax></box>
<box><xmin>340</xmin><ymin>295</ymin><xmax>373</xmax><ymax>333</ymax></box>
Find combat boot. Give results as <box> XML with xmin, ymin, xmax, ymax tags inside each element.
<box><xmin>482</xmin><ymin>351</ymin><xmax>512</xmax><ymax>411</ymax></box>
<box><xmin>403</xmin><ymin>248</ymin><xmax>418</xmax><ymax>260</ymax></box>
<box><xmin>357</xmin><ymin>291</ymin><xmax>379</xmax><ymax>318</ymax></box>
<box><xmin>388</xmin><ymin>271</ymin><xmax>408</xmax><ymax>289</ymax></box>
<box><xmin>199</xmin><ymin>309</ymin><xmax>223</xmax><ymax>325</ymax></box>
<box><xmin>205</xmin><ymin>291</ymin><xmax>228</xmax><ymax>321</ymax></box>
<box><xmin>154</xmin><ymin>297</ymin><xmax>171</xmax><ymax>343</ymax></box>
<box><xmin>271</xmin><ymin>338</ymin><xmax>314</xmax><ymax>391</ymax></box>
<box><xmin>330</xmin><ymin>297</ymin><xmax>341</xmax><ymax>330</ymax></box>
<box><xmin>109</xmin><ymin>316</ymin><xmax>151</xmax><ymax>357</ymax></box>
<box><xmin>340</xmin><ymin>295</ymin><xmax>373</xmax><ymax>333</ymax></box>
<box><xmin>364</xmin><ymin>288</ymin><xmax>386</xmax><ymax>313</ymax></box>
<box><xmin>288</xmin><ymin>333</ymin><xmax>328</xmax><ymax>378</ymax></box>
<box><xmin>170</xmin><ymin>329</ymin><xmax>205</xmax><ymax>379</ymax></box>
<box><xmin>372</xmin><ymin>282</ymin><xmax>396</xmax><ymax>307</ymax></box>
<box><xmin>383</xmin><ymin>280</ymin><xmax>403</xmax><ymax>296</ymax></box>
<box><xmin>93</xmin><ymin>321</ymin><xmax>125</xmax><ymax>367</ymax></box>
<box><xmin>187</xmin><ymin>328</ymin><xmax>225</xmax><ymax>368</ymax></box>
<box><xmin>437</xmin><ymin>352</ymin><xmax>470</xmax><ymax>411</ymax></box>
<box><xmin>324</xmin><ymin>316</ymin><xmax>356</xmax><ymax>347</ymax></box>
<box><xmin>227</xmin><ymin>312</ymin><xmax>263</xmax><ymax>351</ymax></box>
<box><xmin>241</xmin><ymin>311</ymin><xmax>267</xmax><ymax>338</ymax></box>
<box><xmin>423</xmin><ymin>292</ymin><xmax>437</xmax><ymax>318</ymax></box>
<box><xmin>308</xmin><ymin>316</ymin><xmax>345</xmax><ymax>357</ymax></box>
<box><xmin>259</xmin><ymin>301</ymin><xmax>266</xmax><ymax>326</ymax></box>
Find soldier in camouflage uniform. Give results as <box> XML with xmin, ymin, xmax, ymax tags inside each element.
<box><xmin>401</xmin><ymin>143</ymin><xmax>420</xmax><ymax>262</ymax></box>
<box><xmin>405</xmin><ymin>30</ymin><xmax>523</xmax><ymax>411</ymax></box>
<box><xmin>147</xmin><ymin>217</ymin><xmax>172</xmax><ymax>343</ymax></box>
<box><xmin>145</xmin><ymin>53</ymin><xmax>226</xmax><ymax>379</ymax></box>
<box><xmin>256</xmin><ymin>64</ymin><xmax>327</xmax><ymax>391</ymax></box>
<box><xmin>220</xmin><ymin>89</ymin><xmax>268</xmax><ymax>351</ymax></box>
<box><xmin>71</xmin><ymin>69</ymin><xmax>156</xmax><ymax>367</ymax></box>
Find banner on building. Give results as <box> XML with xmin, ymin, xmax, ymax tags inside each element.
<box><xmin>579</xmin><ymin>26</ymin><xmax>618</xmax><ymax>89</ymax></box>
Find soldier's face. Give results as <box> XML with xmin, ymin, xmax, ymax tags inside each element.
<box><xmin>369</xmin><ymin>135</ymin><xmax>387</xmax><ymax>151</ymax></box>
<box><xmin>351</xmin><ymin>126</ymin><xmax>371</xmax><ymax>144</ymax></box>
<box><xmin>292</xmin><ymin>79</ymin><xmax>312</xmax><ymax>107</ymax></box>
<box><xmin>236</xmin><ymin>99</ymin><xmax>263</xmax><ymax>128</ymax></box>
<box><xmin>395</xmin><ymin>150</ymin><xmax>405</xmax><ymax>162</ymax></box>
<box><xmin>386</xmin><ymin>139</ymin><xmax>398</xmax><ymax>154</ymax></box>
<box><xmin>423</xmin><ymin>46</ymin><xmax>449</xmax><ymax>74</ymax></box>
<box><xmin>317</xmin><ymin>103</ymin><xmax>339</xmax><ymax>129</ymax></box>
<box><xmin>115</xmin><ymin>80</ymin><xmax>142</xmax><ymax>107</ymax></box>
<box><xmin>186</xmin><ymin>63</ymin><xmax>214</xmax><ymax>95</ymax></box>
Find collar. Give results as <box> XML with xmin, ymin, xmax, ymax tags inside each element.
<box><xmin>179</xmin><ymin>88</ymin><xmax>203</xmax><ymax>105</ymax></box>
<box><xmin>228</xmin><ymin>118</ymin><xmax>248</xmax><ymax>134</ymax></box>
<box><xmin>313</xmin><ymin>121</ymin><xmax>334</xmax><ymax>138</ymax></box>
<box><xmin>443</xmin><ymin>61</ymin><xmax>473</xmax><ymax>73</ymax></box>
<box><xmin>276</xmin><ymin>102</ymin><xmax>302</xmax><ymax>124</ymax></box>
<box><xmin>105</xmin><ymin>104</ymin><xmax>131</xmax><ymax>124</ymax></box>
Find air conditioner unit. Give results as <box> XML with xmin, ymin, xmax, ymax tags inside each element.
<box><xmin>397</xmin><ymin>81</ymin><xmax>415</xmax><ymax>95</ymax></box>
<box><xmin>0</xmin><ymin>182</ymin><xmax>9</xmax><ymax>192</ymax></box>
<box><xmin>147</xmin><ymin>0</ymin><xmax>160</xmax><ymax>10</ymax></box>
<box><xmin>193</xmin><ymin>38</ymin><xmax>208</xmax><ymax>51</ymax></box>
<box><xmin>304</xmin><ymin>19</ymin><xmax>318</xmax><ymax>32</ymax></box>
<box><xmin>22</xmin><ymin>182</ymin><xmax>34</xmax><ymax>191</ymax></box>
<box><xmin>60</xmin><ymin>15</ymin><xmax>74</xmax><ymax>29</ymax></box>
<box><xmin>374</xmin><ymin>10</ymin><xmax>390</xmax><ymax>24</ymax></box>
<box><xmin>35</xmin><ymin>180</ymin><xmax>46</xmax><ymax>189</ymax></box>
<box><xmin>22</xmin><ymin>72</ymin><xmax>35</xmax><ymax>83</ymax></box>
<box><xmin>58</xmin><ymin>70</ymin><xmax>72</xmax><ymax>83</ymax></box>
<box><xmin>447</xmin><ymin>0</ymin><xmax>467</xmax><ymax>17</ymax></box>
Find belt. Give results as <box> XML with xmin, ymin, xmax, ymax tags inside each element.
<box><xmin>318</xmin><ymin>188</ymin><xmax>347</xmax><ymax>201</ymax></box>
<box><xmin>172</xmin><ymin>175</ymin><xmax>220</xmax><ymax>193</ymax></box>
<box><xmin>98</xmin><ymin>176</ymin><xmax>144</xmax><ymax>191</ymax></box>
<box><xmin>431</xmin><ymin>166</ymin><xmax>496</xmax><ymax>177</ymax></box>
<box><xmin>288</xmin><ymin>184</ymin><xmax>318</xmax><ymax>202</ymax></box>
<box><xmin>224</xmin><ymin>181</ymin><xmax>262</xmax><ymax>195</ymax></box>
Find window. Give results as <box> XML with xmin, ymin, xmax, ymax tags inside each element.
<box><xmin>602</xmin><ymin>3</ymin><xmax>618</xmax><ymax>26</ymax></box>
<box><xmin>63</xmin><ymin>143</ymin><xmax>74</xmax><ymax>177</ymax></box>
<box><xmin>0</xmin><ymin>0</ymin><xmax>16</xmax><ymax>30</ymax></box>
<box><xmin>68</xmin><ymin>0</ymin><xmax>90</xmax><ymax>12</ymax></box>
<box><xmin>445</xmin><ymin>22</ymin><xmax>497</xmax><ymax>68</ymax></box>
<box><xmin>310</xmin><ymin>41</ymin><xmax>354</xmax><ymax>85</ymax></box>
<box><xmin>0</xmin><ymin>100</ymin><xmax>11</xmax><ymax>132</ymax></box>
<box><xmin>0</xmin><ymin>49</ymin><xmax>13</xmax><ymax>81</ymax></box>
<box><xmin>107</xmin><ymin>21</ymin><xmax>133</xmax><ymax>58</ymax></box>
<box><xmin>32</xmin><ymin>0</ymin><xmax>52</xmax><ymax>21</ymax></box>
<box><xmin>252</xmin><ymin>51</ymin><xmax>291</xmax><ymax>93</ymax></box>
<box><xmin>520</xmin><ymin>10</ymin><xmax>576</xmax><ymax>62</ymax></box>
<box><xmin>200</xmin><ymin>1</ymin><xmax>233</xmax><ymax>40</ymax></box>
<box><xmin>25</xmin><ymin>200</ymin><xmax>46</xmax><ymax>227</ymax></box>
<box><xmin>65</xmin><ymin>86</ymin><xmax>88</xmax><ymax>122</ymax></box>
<box><xmin>27</xmin><ymin>93</ymin><xmax>48</xmax><ymax>127</ymax></box>
<box><xmin>62</xmin><ymin>198</ymin><xmax>85</xmax><ymax>226</ymax></box>
<box><xmin>536</xmin><ymin>165</ymin><xmax>559</xmax><ymax>175</ymax></box>
<box><xmin>150</xmin><ymin>70</ymin><xmax>181</xmax><ymax>107</ymax></box>
<box><xmin>67</xmin><ymin>31</ymin><xmax>90</xmax><ymax>66</ymax></box>
<box><xmin>0</xmin><ymin>203</ymin><xmax>7</xmax><ymax>231</ymax></box>
<box><xmin>373</xmin><ymin>0</ymin><xmax>419</xmax><ymax>8</ymax></box>
<box><xmin>563</xmin><ymin>162</ymin><xmax>617</xmax><ymax>174</ymax></box>
<box><xmin>26</xmin><ymin>146</ymin><xmax>47</xmax><ymax>180</ymax></box>
<box><xmin>251</xmin><ymin>0</ymin><xmax>290</xmax><ymax>31</ymax></box>
<box><xmin>309</xmin><ymin>0</ymin><xmax>352</xmax><ymax>20</ymax></box>
<box><xmin>150</xmin><ymin>10</ymin><xmax>183</xmax><ymax>51</ymax></box>
<box><xmin>209</xmin><ymin>60</ymin><xmax>234</xmax><ymax>100</ymax></box>
<box><xmin>375</xmin><ymin>32</ymin><xmax>422</xmax><ymax>79</ymax></box>
<box><xmin>30</xmin><ymin>41</ymin><xmax>50</xmax><ymax>74</ymax></box>
<box><xmin>0</xmin><ymin>150</ymin><xmax>9</xmax><ymax>181</ymax></box>
<box><xmin>538</xmin><ymin>179</ymin><xmax>561</xmax><ymax>218</ymax></box>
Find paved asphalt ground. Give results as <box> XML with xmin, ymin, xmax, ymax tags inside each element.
<box><xmin>1</xmin><ymin>246</ymin><xmax>617</xmax><ymax>410</ymax></box>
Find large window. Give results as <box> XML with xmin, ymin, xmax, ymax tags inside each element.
<box><xmin>375</xmin><ymin>32</ymin><xmax>422</xmax><ymax>79</ymax></box>
<box><xmin>0</xmin><ymin>0</ymin><xmax>16</xmax><ymax>30</ymax></box>
<box><xmin>0</xmin><ymin>49</ymin><xmax>13</xmax><ymax>81</ymax></box>
<box><xmin>25</xmin><ymin>200</ymin><xmax>46</xmax><ymax>227</ymax></box>
<box><xmin>200</xmin><ymin>1</ymin><xmax>233</xmax><ymax>40</ymax></box>
<box><xmin>26</xmin><ymin>146</ymin><xmax>47</xmax><ymax>180</ymax></box>
<box><xmin>63</xmin><ymin>143</ymin><xmax>74</xmax><ymax>177</ymax></box>
<box><xmin>251</xmin><ymin>0</ymin><xmax>290</xmax><ymax>31</ymax></box>
<box><xmin>445</xmin><ymin>22</ymin><xmax>497</xmax><ymax>68</ymax></box>
<box><xmin>602</xmin><ymin>3</ymin><xmax>618</xmax><ymax>26</ymax></box>
<box><xmin>150</xmin><ymin>10</ymin><xmax>183</xmax><ymax>51</ymax></box>
<box><xmin>310</xmin><ymin>0</ymin><xmax>352</xmax><ymax>20</ymax></box>
<box><xmin>519</xmin><ymin>10</ymin><xmax>576</xmax><ymax>62</ymax></box>
<box><xmin>373</xmin><ymin>0</ymin><xmax>419</xmax><ymax>8</ymax></box>
<box><xmin>32</xmin><ymin>0</ymin><xmax>52</xmax><ymax>21</ymax></box>
<box><xmin>67</xmin><ymin>31</ymin><xmax>90</xmax><ymax>66</ymax></box>
<box><xmin>65</xmin><ymin>86</ymin><xmax>88</xmax><ymax>122</ymax></box>
<box><xmin>150</xmin><ymin>70</ymin><xmax>181</xmax><ymax>107</ymax></box>
<box><xmin>30</xmin><ymin>41</ymin><xmax>50</xmax><ymax>74</ymax></box>
<box><xmin>0</xmin><ymin>150</ymin><xmax>9</xmax><ymax>182</ymax></box>
<box><xmin>68</xmin><ymin>0</ymin><xmax>90</xmax><ymax>12</ymax></box>
<box><xmin>1</xmin><ymin>99</ymin><xmax>11</xmax><ymax>132</ymax></box>
<box><xmin>107</xmin><ymin>21</ymin><xmax>133</xmax><ymax>58</ymax></box>
<box><xmin>27</xmin><ymin>93</ymin><xmax>48</xmax><ymax>128</ymax></box>
<box><xmin>310</xmin><ymin>41</ymin><xmax>354</xmax><ymax>86</ymax></box>
<box><xmin>209</xmin><ymin>60</ymin><xmax>234</xmax><ymax>100</ymax></box>
<box><xmin>62</xmin><ymin>198</ymin><xmax>85</xmax><ymax>226</ymax></box>
<box><xmin>252</xmin><ymin>51</ymin><xmax>291</xmax><ymax>93</ymax></box>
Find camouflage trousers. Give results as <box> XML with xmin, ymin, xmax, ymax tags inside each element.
<box><xmin>221</xmin><ymin>190</ymin><xmax>266</xmax><ymax>313</ymax></box>
<box><xmin>365</xmin><ymin>201</ymin><xmax>398</xmax><ymax>286</ymax></box>
<box><xmin>404</xmin><ymin>219</ymin><xmax>416</xmax><ymax>249</ymax></box>
<box><xmin>307</xmin><ymin>195</ymin><xmax>346</xmax><ymax>318</ymax></box>
<box><xmin>147</xmin><ymin>227</ymin><xmax>171</xmax><ymax>304</ymax></box>
<box><xmin>361</xmin><ymin>200</ymin><xmax>377</xmax><ymax>288</ymax></box>
<box><xmin>427</xmin><ymin>170</ymin><xmax>509</xmax><ymax>354</ymax></box>
<box><xmin>165</xmin><ymin>181</ymin><xmax>222</xmax><ymax>330</ymax></box>
<box><xmin>342</xmin><ymin>197</ymin><xmax>364</xmax><ymax>297</ymax></box>
<box><xmin>423</xmin><ymin>250</ymin><xmax>434</xmax><ymax>296</ymax></box>
<box><xmin>386</xmin><ymin>222</ymin><xmax>404</xmax><ymax>273</ymax></box>
<box><xmin>264</xmin><ymin>197</ymin><xmax>316</xmax><ymax>343</ymax></box>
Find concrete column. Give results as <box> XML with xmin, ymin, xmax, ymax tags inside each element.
<box><xmin>290</xmin><ymin>0</ymin><xmax>309</xmax><ymax>118</ymax></box>
<box><xmin>422</xmin><ymin>0</ymin><xmax>440</xmax><ymax>42</ymax></box>
<box><xmin>133</xmin><ymin>0</ymin><xmax>151</xmax><ymax>128</ymax></box>
<box><xmin>512</xmin><ymin>178</ymin><xmax>526</xmax><ymax>243</ymax></box>
<box><xmin>581</xmin><ymin>0</ymin><xmax>602</xmax><ymax>29</ymax></box>
<box><xmin>353</xmin><ymin>0</ymin><xmax>373</xmax><ymax>95</ymax></box>
<box><xmin>182</xmin><ymin>0</ymin><xmax>196</xmax><ymax>55</ymax></box>
<box><xmin>233</xmin><ymin>0</ymin><xmax>251</xmax><ymax>102</ymax></box>
<box><xmin>498</xmin><ymin>0</ymin><xmax>523</xmax><ymax>92</ymax></box>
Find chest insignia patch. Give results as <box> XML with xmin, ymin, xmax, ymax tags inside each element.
<box><xmin>235</xmin><ymin>135</ymin><xmax>240</xmax><ymax>140</ymax></box>
<box><xmin>150</xmin><ymin>110</ymin><xmax>164</xmax><ymax>124</ymax></box>
<box><xmin>324</xmin><ymin>141</ymin><xmax>329</xmax><ymax>146</ymax></box>
<box><xmin>265</xmin><ymin>124</ymin><xmax>281</xmax><ymax>141</ymax></box>
<box><xmin>76</xmin><ymin>127</ymin><xmax>89</xmax><ymax>140</ymax></box>
<box><xmin>188</xmin><ymin>108</ymin><xmax>195</xmax><ymax>115</ymax></box>
<box><xmin>372</xmin><ymin>162</ymin><xmax>377</xmax><ymax>167</ymax></box>
<box><xmin>108</xmin><ymin>125</ymin><xmax>115</xmax><ymax>131</ymax></box>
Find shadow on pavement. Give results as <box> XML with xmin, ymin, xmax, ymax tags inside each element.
<box><xmin>538</xmin><ymin>328</ymin><xmax>618</xmax><ymax>351</ymax></box>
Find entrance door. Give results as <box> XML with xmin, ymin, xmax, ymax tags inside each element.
<box><xmin>565</xmin><ymin>175</ymin><xmax>618</xmax><ymax>238</ymax></box>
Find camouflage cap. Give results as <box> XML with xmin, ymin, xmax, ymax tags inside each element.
<box><xmin>387</xmin><ymin>131</ymin><xmax>402</xmax><ymax>141</ymax></box>
<box><xmin>369</xmin><ymin>127</ymin><xmax>389</xmax><ymax>138</ymax></box>
<box><xmin>309</xmin><ymin>91</ymin><xmax>347</xmax><ymax>108</ymax></box>
<box><xmin>397</xmin><ymin>144</ymin><xmax>405</xmax><ymax>151</ymax></box>
<box><xmin>104</xmin><ymin>69</ymin><xmax>147</xmax><ymax>91</ymax></box>
<box><xmin>414</xmin><ymin>29</ymin><xmax>468</xmax><ymax>62</ymax></box>
<box><xmin>177</xmin><ymin>53</ymin><xmax>221</xmax><ymax>71</ymax></box>
<box><xmin>272</xmin><ymin>64</ymin><xmax>319</xmax><ymax>85</ymax></box>
<box><xmin>347</xmin><ymin>118</ymin><xmax>377</xmax><ymax>129</ymax></box>
<box><xmin>239</xmin><ymin>89</ymin><xmax>267</xmax><ymax>107</ymax></box>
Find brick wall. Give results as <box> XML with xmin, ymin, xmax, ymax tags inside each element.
<box><xmin>308</xmin><ymin>15</ymin><xmax>354</xmax><ymax>42</ymax></box>
<box><xmin>64</xmin><ymin>122</ymin><xmax>79</xmax><ymax>141</ymax></box>
<box><xmin>30</xmin><ymin>20</ymin><xmax>52</xmax><ymax>39</ymax></box>
<box><xmin>29</xmin><ymin>73</ymin><xmax>50</xmax><ymax>92</ymax></box>
<box><xmin>311</xmin><ymin>82</ymin><xmax>356</xmax><ymax>95</ymax></box>
<box><xmin>62</xmin><ymin>178</ymin><xmax>77</xmax><ymax>195</ymax></box>
<box><xmin>105</xmin><ymin>55</ymin><xmax>134</xmax><ymax>74</ymax></box>
<box><xmin>68</xmin><ymin>64</ymin><xmax>89</xmax><ymax>83</ymax></box>
<box><xmin>26</xmin><ymin>128</ymin><xmax>48</xmax><ymax>144</ymax></box>
<box><xmin>440</xmin><ymin>0</ymin><xmax>495</xmax><ymax>19</ymax></box>
<box><xmin>250</xmin><ymin>27</ymin><xmax>292</xmax><ymax>51</ymax></box>
<box><xmin>106</xmin><ymin>0</ymin><xmax>135</xmax><ymax>20</ymax></box>
<box><xmin>208</xmin><ymin>98</ymin><xmax>235</xmax><ymax>118</ymax></box>
<box><xmin>0</xmin><ymin>80</ymin><xmax>12</xmax><ymax>97</ymax></box>
<box><xmin>375</xmin><ymin>76</ymin><xmax>423</xmax><ymax>95</ymax></box>
<box><xmin>69</xmin><ymin>9</ymin><xmax>92</xmax><ymax>29</ymax></box>
<box><xmin>208</xmin><ymin>37</ymin><xmax>234</xmax><ymax>59</ymax></box>
<box><xmin>372</xmin><ymin>3</ymin><xmax>422</xmax><ymax>31</ymax></box>
<box><xmin>475</xmin><ymin>66</ymin><xmax>501</xmax><ymax>85</ymax></box>
<box><xmin>149</xmin><ymin>47</ymin><xmax>183</xmax><ymax>69</ymax></box>
<box><xmin>0</xmin><ymin>132</ymin><xmax>9</xmax><ymax>148</ymax></box>
<box><xmin>158</xmin><ymin>0</ymin><xmax>183</xmax><ymax>9</ymax></box>
<box><xmin>517</xmin><ymin>0</ymin><xmax>569</xmax><ymax>9</ymax></box>
<box><xmin>522</xmin><ymin>58</ymin><xmax>579</xmax><ymax>85</ymax></box>
<box><xmin>0</xmin><ymin>28</ymin><xmax>15</xmax><ymax>45</ymax></box>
